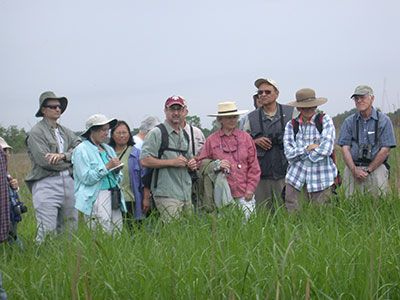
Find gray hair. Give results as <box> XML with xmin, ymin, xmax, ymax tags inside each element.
<box><xmin>139</xmin><ymin>116</ymin><xmax>160</xmax><ymax>133</ymax></box>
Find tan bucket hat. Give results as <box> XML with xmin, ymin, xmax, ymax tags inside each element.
<box><xmin>208</xmin><ymin>101</ymin><xmax>248</xmax><ymax>117</ymax></box>
<box><xmin>35</xmin><ymin>91</ymin><xmax>68</xmax><ymax>117</ymax></box>
<box><xmin>287</xmin><ymin>88</ymin><xmax>327</xmax><ymax>108</ymax></box>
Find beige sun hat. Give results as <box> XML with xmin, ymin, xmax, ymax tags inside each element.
<box><xmin>35</xmin><ymin>91</ymin><xmax>68</xmax><ymax>117</ymax></box>
<box><xmin>208</xmin><ymin>101</ymin><xmax>248</xmax><ymax>117</ymax></box>
<box><xmin>287</xmin><ymin>88</ymin><xmax>327</xmax><ymax>108</ymax></box>
<box><xmin>0</xmin><ymin>137</ymin><xmax>12</xmax><ymax>150</ymax></box>
<box><xmin>81</xmin><ymin>114</ymin><xmax>118</xmax><ymax>137</ymax></box>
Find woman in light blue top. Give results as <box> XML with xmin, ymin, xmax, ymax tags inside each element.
<box><xmin>72</xmin><ymin>114</ymin><xmax>126</xmax><ymax>234</ymax></box>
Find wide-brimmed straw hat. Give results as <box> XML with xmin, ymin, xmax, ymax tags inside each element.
<box><xmin>35</xmin><ymin>91</ymin><xmax>68</xmax><ymax>117</ymax></box>
<box><xmin>208</xmin><ymin>101</ymin><xmax>248</xmax><ymax>117</ymax></box>
<box><xmin>287</xmin><ymin>88</ymin><xmax>327</xmax><ymax>108</ymax></box>
<box><xmin>0</xmin><ymin>137</ymin><xmax>12</xmax><ymax>150</ymax></box>
<box><xmin>81</xmin><ymin>114</ymin><xmax>118</xmax><ymax>137</ymax></box>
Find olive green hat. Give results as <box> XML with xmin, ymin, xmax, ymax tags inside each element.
<box><xmin>35</xmin><ymin>91</ymin><xmax>68</xmax><ymax>117</ymax></box>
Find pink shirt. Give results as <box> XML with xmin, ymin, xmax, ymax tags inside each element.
<box><xmin>197</xmin><ymin>129</ymin><xmax>260</xmax><ymax>198</ymax></box>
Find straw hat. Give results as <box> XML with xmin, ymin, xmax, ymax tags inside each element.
<box><xmin>0</xmin><ymin>137</ymin><xmax>12</xmax><ymax>149</ymax></box>
<box><xmin>208</xmin><ymin>101</ymin><xmax>248</xmax><ymax>117</ymax></box>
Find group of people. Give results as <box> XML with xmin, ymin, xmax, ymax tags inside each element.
<box><xmin>0</xmin><ymin>78</ymin><xmax>397</xmax><ymax>244</ymax></box>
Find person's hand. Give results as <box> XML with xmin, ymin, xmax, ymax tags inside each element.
<box><xmin>254</xmin><ymin>137</ymin><xmax>272</xmax><ymax>150</ymax></box>
<box><xmin>9</xmin><ymin>177</ymin><xmax>19</xmax><ymax>190</ymax></box>
<box><xmin>106</xmin><ymin>158</ymin><xmax>121</xmax><ymax>170</ymax></box>
<box><xmin>142</xmin><ymin>187</ymin><xmax>151</xmax><ymax>214</ymax></box>
<box><xmin>220</xmin><ymin>159</ymin><xmax>231</xmax><ymax>174</ymax></box>
<box><xmin>45</xmin><ymin>153</ymin><xmax>66</xmax><ymax>164</ymax></box>
<box><xmin>244</xmin><ymin>191</ymin><xmax>253</xmax><ymax>201</ymax></box>
<box><xmin>187</xmin><ymin>158</ymin><xmax>198</xmax><ymax>171</ymax></box>
<box><xmin>306</xmin><ymin>143</ymin><xmax>319</xmax><ymax>152</ymax></box>
<box><xmin>173</xmin><ymin>155</ymin><xmax>188</xmax><ymax>168</ymax></box>
<box><xmin>352</xmin><ymin>167</ymin><xmax>369</xmax><ymax>181</ymax></box>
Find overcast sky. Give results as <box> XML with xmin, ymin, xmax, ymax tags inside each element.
<box><xmin>1</xmin><ymin>0</ymin><xmax>399</xmax><ymax>131</ymax></box>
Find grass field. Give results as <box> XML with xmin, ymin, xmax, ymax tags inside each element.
<box><xmin>1</xmin><ymin>143</ymin><xmax>399</xmax><ymax>299</ymax></box>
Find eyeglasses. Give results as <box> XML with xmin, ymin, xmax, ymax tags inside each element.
<box><xmin>257</xmin><ymin>90</ymin><xmax>273</xmax><ymax>96</ymax></box>
<box><xmin>352</xmin><ymin>95</ymin><xmax>369</xmax><ymax>102</ymax></box>
<box><xmin>44</xmin><ymin>104</ymin><xmax>62</xmax><ymax>110</ymax></box>
<box><xmin>114</xmin><ymin>132</ymin><xmax>129</xmax><ymax>136</ymax></box>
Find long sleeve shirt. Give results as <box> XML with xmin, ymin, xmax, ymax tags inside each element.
<box><xmin>284</xmin><ymin>114</ymin><xmax>337</xmax><ymax>192</ymax></box>
<box><xmin>197</xmin><ymin>129</ymin><xmax>260</xmax><ymax>198</ymax></box>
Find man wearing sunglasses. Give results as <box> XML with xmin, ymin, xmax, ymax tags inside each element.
<box><xmin>26</xmin><ymin>91</ymin><xmax>80</xmax><ymax>243</ymax></box>
<box><xmin>243</xmin><ymin>78</ymin><xmax>294</xmax><ymax>211</ymax></box>
<box><xmin>337</xmin><ymin>85</ymin><xmax>396</xmax><ymax>197</ymax></box>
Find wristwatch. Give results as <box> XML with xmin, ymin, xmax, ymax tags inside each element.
<box><xmin>366</xmin><ymin>169</ymin><xmax>371</xmax><ymax>174</ymax></box>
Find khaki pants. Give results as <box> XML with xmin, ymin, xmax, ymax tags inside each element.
<box><xmin>154</xmin><ymin>196</ymin><xmax>193</xmax><ymax>222</ymax></box>
<box><xmin>343</xmin><ymin>164</ymin><xmax>389</xmax><ymax>197</ymax></box>
<box><xmin>255</xmin><ymin>178</ymin><xmax>285</xmax><ymax>211</ymax></box>
<box><xmin>284</xmin><ymin>184</ymin><xmax>332</xmax><ymax>212</ymax></box>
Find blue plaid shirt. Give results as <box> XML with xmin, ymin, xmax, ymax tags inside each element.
<box><xmin>284</xmin><ymin>114</ymin><xmax>337</xmax><ymax>192</ymax></box>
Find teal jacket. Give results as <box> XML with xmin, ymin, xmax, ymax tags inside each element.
<box><xmin>72</xmin><ymin>140</ymin><xmax>126</xmax><ymax>215</ymax></box>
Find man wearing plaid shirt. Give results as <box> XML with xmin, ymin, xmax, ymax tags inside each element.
<box><xmin>283</xmin><ymin>88</ymin><xmax>337</xmax><ymax>212</ymax></box>
<box><xmin>0</xmin><ymin>147</ymin><xmax>10</xmax><ymax>243</ymax></box>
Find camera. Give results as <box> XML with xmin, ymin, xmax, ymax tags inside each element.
<box><xmin>357</xmin><ymin>144</ymin><xmax>372</xmax><ymax>162</ymax></box>
<box><xmin>267</xmin><ymin>133</ymin><xmax>284</xmax><ymax>149</ymax></box>
<box><xmin>13</xmin><ymin>201</ymin><xmax>28</xmax><ymax>215</ymax></box>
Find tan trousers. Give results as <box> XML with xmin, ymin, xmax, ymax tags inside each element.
<box><xmin>255</xmin><ymin>178</ymin><xmax>285</xmax><ymax>210</ymax></box>
<box><xmin>154</xmin><ymin>196</ymin><xmax>193</xmax><ymax>222</ymax></box>
<box><xmin>343</xmin><ymin>164</ymin><xmax>389</xmax><ymax>197</ymax></box>
<box><xmin>284</xmin><ymin>183</ymin><xmax>332</xmax><ymax>212</ymax></box>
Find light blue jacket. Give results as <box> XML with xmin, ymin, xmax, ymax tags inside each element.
<box><xmin>72</xmin><ymin>140</ymin><xmax>126</xmax><ymax>215</ymax></box>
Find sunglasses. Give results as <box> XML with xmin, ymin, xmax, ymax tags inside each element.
<box><xmin>44</xmin><ymin>104</ymin><xmax>62</xmax><ymax>110</ymax></box>
<box><xmin>257</xmin><ymin>90</ymin><xmax>273</xmax><ymax>96</ymax></box>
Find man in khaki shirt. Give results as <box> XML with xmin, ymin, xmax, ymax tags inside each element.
<box><xmin>140</xmin><ymin>96</ymin><xmax>197</xmax><ymax>222</ymax></box>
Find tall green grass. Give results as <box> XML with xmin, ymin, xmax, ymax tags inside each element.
<box><xmin>2</xmin><ymin>194</ymin><xmax>400</xmax><ymax>299</ymax></box>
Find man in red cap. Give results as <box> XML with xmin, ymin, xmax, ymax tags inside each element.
<box><xmin>140</xmin><ymin>96</ymin><xmax>197</xmax><ymax>222</ymax></box>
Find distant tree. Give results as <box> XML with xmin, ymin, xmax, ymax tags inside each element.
<box><xmin>186</xmin><ymin>115</ymin><xmax>202</xmax><ymax>128</ymax></box>
<box><xmin>0</xmin><ymin>125</ymin><xmax>27</xmax><ymax>152</ymax></box>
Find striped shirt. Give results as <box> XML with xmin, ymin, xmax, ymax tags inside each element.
<box><xmin>284</xmin><ymin>114</ymin><xmax>337</xmax><ymax>192</ymax></box>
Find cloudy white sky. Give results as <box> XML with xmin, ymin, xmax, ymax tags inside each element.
<box><xmin>1</xmin><ymin>0</ymin><xmax>399</xmax><ymax>131</ymax></box>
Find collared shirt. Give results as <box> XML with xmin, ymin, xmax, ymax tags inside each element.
<box><xmin>25</xmin><ymin>118</ymin><xmax>81</xmax><ymax>189</ymax></box>
<box><xmin>337</xmin><ymin>107</ymin><xmax>396</xmax><ymax>161</ymax></box>
<box><xmin>0</xmin><ymin>147</ymin><xmax>10</xmax><ymax>242</ymax></box>
<box><xmin>284</xmin><ymin>114</ymin><xmax>337</xmax><ymax>192</ymax></box>
<box><xmin>197</xmin><ymin>128</ymin><xmax>261</xmax><ymax>198</ymax></box>
<box><xmin>184</xmin><ymin>123</ymin><xmax>205</xmax><ymax>156</ymax></box>
<box><xmin>72</xmin><ymin>140</ymin><xmax>125</xmax><ymax>215</ymax></box>
<box><xmin>140</xmin><ymin>121</ymin><xmax>192</xmax><ymax>201</ymax></box>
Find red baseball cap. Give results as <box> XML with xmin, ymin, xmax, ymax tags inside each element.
<box><xmin>165</xmin><ymin>95</ymin><xmax>186</xmax><ymax>107</ymax></box>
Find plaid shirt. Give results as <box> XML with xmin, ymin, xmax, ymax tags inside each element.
<box><xmin>284</xmin><ymin>114</ymin><xmax>337</xmax><ymax>192</ymax></box>
<box><xmin>0</xmin><ymin>147</ymin><xmax>10</xmax><ymax>242</ymax></box>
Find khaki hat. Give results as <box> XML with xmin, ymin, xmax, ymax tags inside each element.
<box><xmin>254</xmin><ymin>78</ymin><xmax>279</xmax><ymax>92</ymax></box>
<box><xmin>81</xmin><ymin>114</ymin><xmax>118</xmax><ymax>137</ymax></box>
<box><xmin>351</xmin><ymin>85</ymin><xmax>374</xmax><ymax>98</ymax></box>
<box><xmin>287</xmin><ymin>88</ymin><xmax>327</xmax><ymax>108</ymax></box>
<box><xmin>36</xmin><ymin>91</ymin><xmax>68</xmax><ymax>117</ymax></box>
<box><xmin>0</xmin><ymin>137</ymin><xmax>12</xmax><ymax>149</ymax></box>
<box><xmin>208</xmin><ymin>101</ymin><xmax>248</xmax><ymax>117</ymax></box>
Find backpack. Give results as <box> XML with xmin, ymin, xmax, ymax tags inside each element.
<box><xmin>291</xmin><ymin>112</ymin><xmax>342</xmax><ymax>190</ymax></box>
<box><xmin>142</xmin><ymin>123</ymin><xmax>190</xmax><ymax>189</ymax></box>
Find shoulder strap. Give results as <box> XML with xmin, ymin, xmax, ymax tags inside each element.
<box><xmin>156</xmin><ymin>123</ymin><xmax>169</xmax><ymax>159</ymax></box>
<box><xmin>189</xmin><ymin>125</ymin><xmax>195</xmax><ymax>155</ymax></box>
<box><xmin>315</xmin><ymin>112</ymin><xmax>324</xmax><ymax>134</ymax></box>
<box><xmin>375</xmin><ymin>111</ymin><xmax>379</xmax><ymax>145</ymax></box>
<box><xmin>278</xmin><ymin>104</ymin><xmax>285</xmax><ymax>132</ymax></box>
<box><xmin>291</xmin><ymin>118</ymin><xmax>299</xmax><ymax>141</ymax></box>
